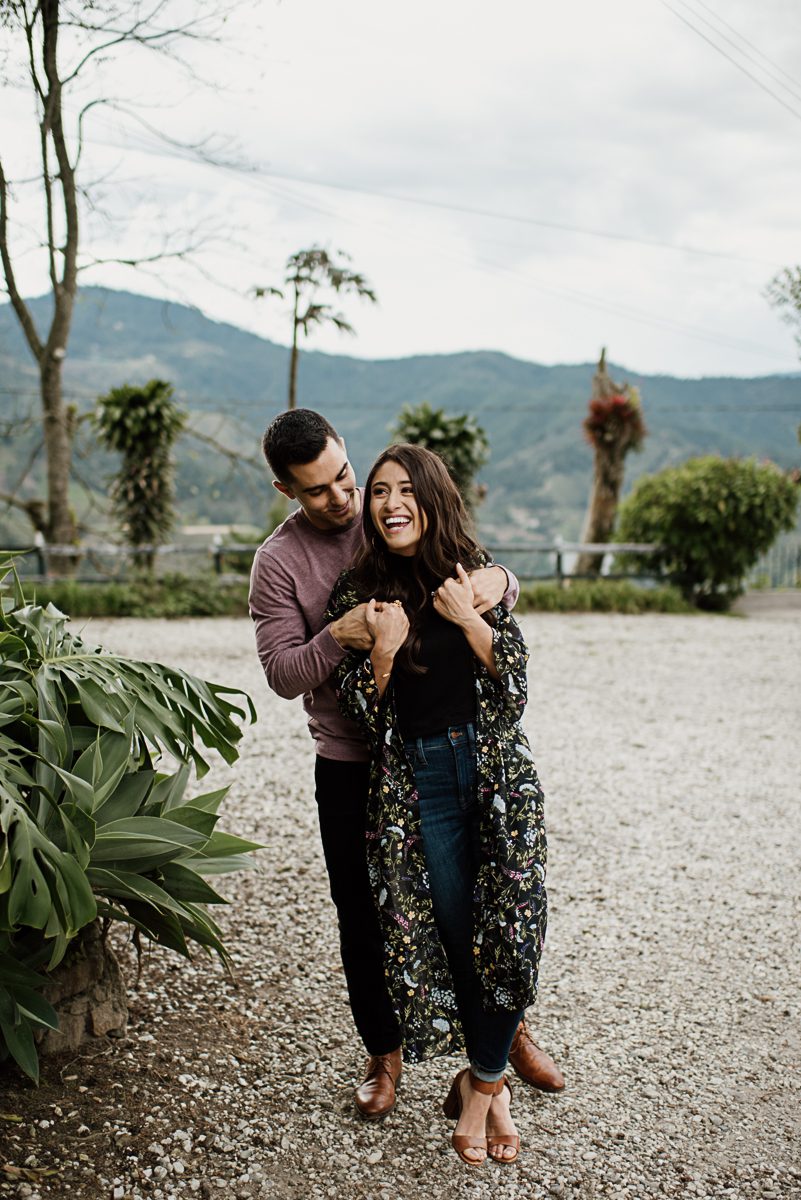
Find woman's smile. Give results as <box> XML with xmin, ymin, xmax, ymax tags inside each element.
<box><xmin>370</xmin><ymin>460</ymin><xmax>425</xmax><ymax>555</ymax></box>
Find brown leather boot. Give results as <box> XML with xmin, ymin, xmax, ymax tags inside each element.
<box><xmin>353</xmin><ymin>1048</ymin><xmax>402</xmax><ymax>1119</ymax></box>
<box><xmin>508</xmin><ymin>1021</ymin><xmax>565</xmax><ymax>1092</ymax></box>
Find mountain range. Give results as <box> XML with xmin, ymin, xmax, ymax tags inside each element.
<box><xmin>1</xmin><ymin>287</ymin><xmax>799</xmax><ymax>545</ymax></box>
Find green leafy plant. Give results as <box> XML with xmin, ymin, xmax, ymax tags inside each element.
<box><xmin>94</xmin><ymin>380</ymin><xmax>187</xmax><ymax>572</ymax></box>
<box><xmin>766</xmin><ymin>265</ymin><xmax>801</xmax><ymax>357</ymax></box>
<box><xmin>0</xmin><ymin>558</ymin><xmax>257</xmax><ymax>1082</ymax></box>
<box><xmin>516</xmin><ymin>580</ymin><xmax>693</xmax><ymax>615</ymax></box>
<box><xmin>615</xmin><ymin>456</ymin><xmax>800</xmax><ymax>609</ymax></box>
<box><xmin>391</xmin><ymin>401</ymin><xmax>490</xmax><ymax>511</ymax></box>
<box><xmin>29</xmin><ymin>574</ymin><xmax>251</xmax><ymax>619</ymax></box>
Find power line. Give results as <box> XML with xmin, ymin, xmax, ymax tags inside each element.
<box><xmin>466</xmin><ymin>247</ymin><xmax>785</xmax><ymax>359</ymax></box>
<box><xmin>0</xmin><ymin>386</ymin><xmax>798</xmax><ymax>416</ymax></box>
<box><xmin>688</xmin><ymin>0</ymin><xmax>801</xmax><ymax>98</ymax></box>
<box><xmin>95</xmin><ymin>126</ymin><xmax>797</xmax><ymax>361</ymax></box>
<box><xmin>659</xmin><ymin>0</ymin><xmax>801</xmax><ymax>124</ymax></box>
<box><xmin>8</xmin><ymin>110</ymin><xmax>790</xmax><ymax>366</ymax></box>
<box><xmin>231</xmin><ymin>161</ymin><xmax>774</xmax><ymax>266</ymax></box>
<box><xmin>90</xmin><ymin>121</ymin><xmax>778</xmax><ymax>269</ymax></box>
<box><xmin>674</xmin><ymin>0</ymin><xmax>801</xmax><ymax>105</ymax></box>
<box><xmin>3</xmin><ymin>115</ymin><xmax>795</xmax><ymax>372</ymax></box>
<box><xmin>233</xmin><ymin>170</ymin><xmax>789</xmax><ymax>361</ymax></box>
<box><xmin>80</xmin><ymin>125</ymin><xmax>799</xmax><ymax>363</ymax></box>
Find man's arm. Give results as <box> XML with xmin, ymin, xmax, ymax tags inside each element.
<box><xmin>249</xmin><ymin>550</ymin><xmax>346</xmax><ymax>700</ymax></box>
<box><xmin>468</xmin><ymin>564</ymin><xmax>520</xmax><ymax>614</ymax></box>
<box><xmin>249</xmin><ymin>549</ymin><xmax>374</xmax><ymax>700</ymax></box>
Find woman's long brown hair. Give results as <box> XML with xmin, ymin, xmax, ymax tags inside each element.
<box><xmin>350</xmin><ymin>443</ymin><xmax>486</xmax><ymax>673</ymax></box>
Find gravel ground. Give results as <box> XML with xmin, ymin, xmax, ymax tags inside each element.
<box><xmin>2</xmin><ymin>609</ymin><xmax>800</xmax><ymax>1200</ymax></box>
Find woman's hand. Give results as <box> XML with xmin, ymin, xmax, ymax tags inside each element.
<box><xmin>434</xmin><ymin>565</ymin><xmax>499</xmax><ymax>678</ymax></box>
<box><xmin>367</xmin><ymin>599</ymin><xmax>409</xmax><ymax>695</ymax></box>
<box><xmin>433</xmin><ymin>563</ymin><xmax>481</xmax><ymax>628</ymax></box>
<box><xmin>367</xmin><ymin>598</ymin><xmax>409</xmax><ymax>654</ymax></box>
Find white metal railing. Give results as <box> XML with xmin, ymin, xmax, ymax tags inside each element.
<box><xmin>2</xmin><ymin>539</ymin><xmax>663</xmax><ymax>586</ymax></box>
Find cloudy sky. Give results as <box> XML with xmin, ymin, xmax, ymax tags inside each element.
<box><xmin>2</xmin><ymin>0</ymin><xmax>801</xmax><ymax>377</ymax></box>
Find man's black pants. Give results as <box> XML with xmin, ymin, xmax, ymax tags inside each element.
<box><xmin>314</xmin><ymin>755</ymin><xmax>401</xmax><ymax>1056</ymax></box>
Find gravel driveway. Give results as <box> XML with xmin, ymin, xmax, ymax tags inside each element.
<box><xmin>3</xmin><ymin>609</ymin><xmax>799</xmax><ymax>1200</ymax></box>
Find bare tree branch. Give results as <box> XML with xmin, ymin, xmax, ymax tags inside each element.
<box><xmin>0</xmin><ymin>412</ymin><xmax>39</xmax><ymax>439</ymax></box>
<box><xmin>22</xmin><ymin>3</ymin><xmax>46</xmax><ymax>105</ymax></box>
<box><xmin>0</xmin><ymin>489</ymin><xmax>48</xmax><ymax>535</ymax></box>
<box><xmin>0</xmin><ymin>0</ymin><xmax>253</xmax><ymax>551</ymax></box>
<box><xmin>183</xmin><ymin>425</ymin><xmax>264</xmax><ymax>474</ymax></box>
<box><xmin>0</xmin><ymin>157</ymin><xmax>44</xmax><ymax>359</ymax></box>
<box><xmin>7</xmin><ymin>435</ymin><xmax>46</xmax><ymax>498</ymax></box>
<box><xmin>77</xmin><ymin>245</ymin><xmax>191</xmax><ymax>271</ymax></box>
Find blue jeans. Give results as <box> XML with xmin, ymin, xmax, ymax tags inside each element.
<box><xmin>404</xmin><ymin>723</ymin><xmax>523</xmax><ymax>1081</ymax></box>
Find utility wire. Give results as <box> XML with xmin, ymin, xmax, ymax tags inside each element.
<box><xmin>688</xmin><ymin>0</ymin><xmax>801</xmax><ymax>97</ymax></box>
<box><xmin>87</xmin><ymin>125</ymin><xmax>797</xmax><ymax>363</ymax></box>
<box><xmin>89</xmin><ymin>120</ymin><xmax>777</xmax><ymax>269</ymax></box>
<box><xmin>673</xmin><ymin>0</ymin><xmax>801</xmax><ymax>105</ymax></box>
<box><xmin>79</xmin><ymin>124</ymin><xmax>799</xmax><ymax>363</ymax></box>
<box><xmin>659</xmin><ymin>0</ymin><xmax>801</xmax><ymax>123</ymax></box>
<box><xmin>225</xmin><ymin>159</ymin><xmax>774</xmax><ymax>266</ymax></box>
<box><xmin>0</xmin><ymin>386</ymin><xmax>798</xmax><ymax>415</ymax></box>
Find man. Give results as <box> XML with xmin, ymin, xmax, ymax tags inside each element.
<box><xmin>249</xmin><ymin>408</ymin><xmax>564</xmax><ymax>1119</ymax></box>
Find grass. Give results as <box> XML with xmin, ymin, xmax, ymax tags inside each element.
<box><xmin>516</xmin><ymin>579</ymin><xmax>695</xmax><ymax>614</ymax></box>
<box><xmin>19</xmin><ymin>574</ymin><xmax>694</xmax><ymax>619</ymax></box>
<box><xmin>24</xmin><ymin>573</ymin><xmax>250</xmax><ymax>618</ymax></box>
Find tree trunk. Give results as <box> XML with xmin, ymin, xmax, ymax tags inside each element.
<box><xmin>288</xmin><ymin>283</ymin><xmax>300</xmax><ymax>409</ymax></box>
<box><xmin>41</xmin><ymin>354</ymin><xmax>76</xmax><ymax>555</ymax></box>
<box><xmin>575</xmin><ymin>443</ymin><xmax>626</xmax><ymax>576</ymax></box>
<box><xmin>40</xmin><ymin>0</ymin><xmax>79</xmax><ymax>566</ymax></box>
<box><xmin>288</xmin><ymin>341</ymin><xmax>299</xmax><ymax>410</ymax></box>
<box><xmin>37</xmin><ymin>921</ymin><xmax>128</xmax><ymax>1055</ymax></box>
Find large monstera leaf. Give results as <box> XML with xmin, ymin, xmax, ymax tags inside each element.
<box><xmin>0</xmin><ymin>560</ymin><xmax>258</xmax><ymax>1081</ymax></box>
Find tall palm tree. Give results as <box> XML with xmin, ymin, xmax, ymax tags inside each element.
<box><xmin>255</xmin><ymin>246</ymin><xmax>377</xmax><ymax>410</ymax></box>
<box><xmin>574</xmin><ymin>350</ymin><xmax>647</xmax><ymax>577</ymax></box>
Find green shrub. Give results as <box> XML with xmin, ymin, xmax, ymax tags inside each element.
<box><xmin>26</xmin><ymin>574</ymin><xmax>250</xmax><ymax>619</ymax></box>
<box><xmin>615</xmin><ymin>457</ymin><xmax>799</xmax><ymax>610</ymax></box>
<box><xmin>0</xmin><ymin>560</ymin><xmax>257</xmax><ymax>1082</ymax></box>
<box><xmin>94</xmin><ymin>380</ymin><xmax>187</xmax><ymax>572</ymax></box>
<box><xmin>516</xmin><ymin>580</ymin><xmax>694</xmax><ymax>614</ymax></box>
<box><xmin>391</xmin><ymin>401</ymin><xmax>490</xmax><ymax>511</ymax></box>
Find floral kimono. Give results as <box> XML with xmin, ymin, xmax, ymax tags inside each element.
<box><xmin>326</xmin><ymin>572</ymin><xmax>547</xmax><ymax>1064</ymax></box>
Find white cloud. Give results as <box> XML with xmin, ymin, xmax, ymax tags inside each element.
<box><xmin>2</xmin><ymin>0</ymin><xmax>800</xmax><ymax>375</ymax></box>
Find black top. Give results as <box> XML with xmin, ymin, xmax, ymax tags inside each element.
<box><xmin>393</xmin><ymin>600</ymin><xmax>477</xmax><ymax>740</ymax></box>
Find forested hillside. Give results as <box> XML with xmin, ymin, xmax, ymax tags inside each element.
<box><xmin>1</xmin><ymin>288</ymin><xmax>798</xmax><ymax>543</ymax></box>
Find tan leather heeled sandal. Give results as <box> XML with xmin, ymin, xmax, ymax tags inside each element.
<box><xmin>486</xmin><ymin>1076</ymin><xmax>520</xmax><ymax>1164</ymax></box>
<box><xmin>442</xmin><ymin>1068</ymin><xmax>506</xmax><ymax>1166</ymax></box>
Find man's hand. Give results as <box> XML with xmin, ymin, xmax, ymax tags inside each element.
<box><xmin>468</xmin><ymin>565</ymin><xmax>509</xmax><ymax>614</ymax></box>
<box><xmin>329</xmin><ymin>603</ymin><xmax>375</xmax><ymax>650</ymax></box>
<box><xmin>434</xmin><ymin>564</ymin><xmax>479</xmax><ymax>628</ymax></box>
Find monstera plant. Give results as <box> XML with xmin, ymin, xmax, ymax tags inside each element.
<box><xmin>0</xmin><ymin>559</ymin><xmax>257</xmax><ymax>1082</ymax></box>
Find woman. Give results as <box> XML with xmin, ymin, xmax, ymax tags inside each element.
<box><xmin>326</xmin><ymin>444</ymin><xmax>547</xmax><ymax>1166</ymax></box>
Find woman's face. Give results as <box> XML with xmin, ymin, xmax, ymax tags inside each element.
<box><xmin>369</xmin><ymin>459</ymin><xmax>427</xmax><ymax>557</ymax></box>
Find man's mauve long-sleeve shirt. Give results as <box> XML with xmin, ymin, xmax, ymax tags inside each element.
<box><xmin>248</xmin><ymin>503</ymin><xmax>519</xmax><ymax>763</ymax></box>
<box><xmin>249</xmin><ymin>506</ymin><xmax>366</xmax><ymax>761</ymax></box>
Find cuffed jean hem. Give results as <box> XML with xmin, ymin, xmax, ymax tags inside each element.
<box><xmin>470</xmin><ymin>1059</ymin><xmax>509</xmax><ymax>1084</ymax></box>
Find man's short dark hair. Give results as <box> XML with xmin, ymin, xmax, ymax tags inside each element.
<box><xmin>262</xmin><ymin>409</ymin><xmax>341</xmax><ymax>484</ymax></box>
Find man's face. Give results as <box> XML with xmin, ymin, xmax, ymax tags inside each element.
<box><xmin>275</xmin><ymin>437</ymin><xmax>360</xmax><ymax>532</ymax></box>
